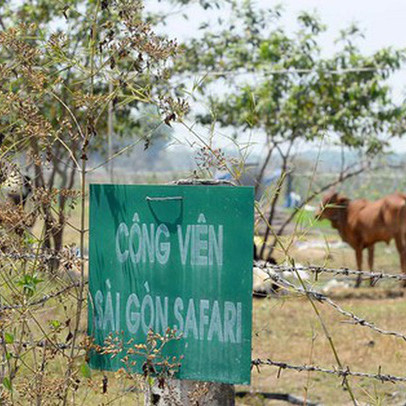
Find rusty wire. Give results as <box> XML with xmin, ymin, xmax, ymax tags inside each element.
<box><xmin>252</xmin><ymin>358</ymin><xmax>406</xmax><ymax>384</ymax></box>
<box><xmin>0</xmin><ymin>339</ymin><xmax>84</xmax><ymax>351</ymax></box>
<box><xmin>0</xmin><ymin>281</ymin><xmax>87</xmax><ymax>311</ymax></box>
<box><xmin>254</xmin><ymin>260</ymin><xmax>406</xmax><ymax>281</ymax></box>
<box><xmin>0</xmin><ymin>250</ymin><xmax>87</xmax><ymax>261</ymax></box>
<box><xmin>262</xmin><ymin>271</ymin><xmax>406</xmax><ymax>341</ymax></box>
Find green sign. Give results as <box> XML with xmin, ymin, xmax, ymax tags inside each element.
<box><xmin>88</xmin><ymin>184</ymin><xmax>254</xmax><ymax>384</ymax></box>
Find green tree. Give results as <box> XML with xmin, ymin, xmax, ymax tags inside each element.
<box><xmin>174</xmin><ymin>2</ymin><xmax>406</xmax><ymax>258</ymax></box>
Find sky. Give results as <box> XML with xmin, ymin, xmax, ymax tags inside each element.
<box><xmin>147</xmin><ymin>0</ymin><xmax>406</xmax><ymax>154</ymax></box>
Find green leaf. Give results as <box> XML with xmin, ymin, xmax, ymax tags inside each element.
<box><xmin>49</xmin><ymin>320</ymin><xmax>61</xmax><ymax>329</ymax></box>
<box><xmin>80</xmin><ymin>362</ymin><xmax>91</xmax><ymax>379</ymax></box>
<box><xmin>2</xmin><ymin>377</ymin><xmax>12</xmax><ymax>391</ymax></box>
<box><xmin>4</xmin><ymin>333</ymin><xmax>14</xmax><ymax>344</ymax></box>
<box><xmin>17</xmin><ymin>274</ymin><xmax>44</xmax><ymax>298</ymax></box>
<box><xmin>148</xmin><ymin>376</ymin><xmax>155</xmax><ymax>387</ymax></box>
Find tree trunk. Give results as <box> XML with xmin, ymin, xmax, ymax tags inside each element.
<box><xmin>259</xmin><ymin>140</ymin><xmax>295</xmax><ymax>260</ymax></box>
<box><xmin>254</xmin><ymin>144</ymin><xmax>274</xmax><ymax>196</ymax></box>
<box><xmin>259</xmin><ymin>166</ymin><xmax>288</xmax><ymax>259</ymax></box>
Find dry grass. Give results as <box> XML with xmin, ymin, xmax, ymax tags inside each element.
<box><xmin>240</xmin><ymin>220</ymin><xmax>406</xmax><ymax>405</ymax></box>
<box><xmin>239</xmin><ymin>294</ymin><xmax>406</xmax><ymax>405</ymax></box>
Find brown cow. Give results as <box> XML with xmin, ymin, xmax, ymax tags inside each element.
<box><xmin>317</xmin><ymin>192</ymin><xmax>406</xmax><ymax>287</ymax></box>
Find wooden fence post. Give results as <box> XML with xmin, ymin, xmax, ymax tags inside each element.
<box><xmin>143</xmin><ymin>179</ymin><xmax>237</xmax><ymax>406</ymax></box>
<box><xmin>144</xmin><ymin>379</ymin><xmax>235</xmax><ymax>405</ymax></box>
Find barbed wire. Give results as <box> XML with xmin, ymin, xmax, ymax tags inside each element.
<box><xmin>252</xmin><ymin>358</ymin><xmax>406</xmax><ymax>384</ymax></box>
<box><xmin>263</xmin><ymin>271</ymin><xmax>406</xmax><ymax>341</ymax></box>
<box><xmin>183</xmin><ymin>66</ymin><xmax>384</xmax><ymax>79</ymax></box>
<box><xmin>0</xmin><ymin>339</ymin><xmax>84</xmax><ymax>351</ymax></box>
<box><xmin>1</xmin><ymin>254</ymin><xmax>402</xmax><ymax>281</ymax></box>
<box><xmin>0</xmin><ymin>281</ymin><xmax>87</xmax><ymax>311</ymax></box>
<box><xmin>0</xmin><ymin>250</ymin><xmax>88</xmax><ymax>262</ymax></box>
<box><xmin>254</xmin><ymin>260</ymin><xmax>406</xmax><ymax>282</ymax></box>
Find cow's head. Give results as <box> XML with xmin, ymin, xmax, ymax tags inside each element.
<box><xmin>316</xmin><ymin>191</ymin><xmax>349</xmax><ymax>222</ymax></box>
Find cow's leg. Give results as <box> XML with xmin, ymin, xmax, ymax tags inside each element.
<box><xmin>402</xmin><ymin>248</ymin><xmax>406</xmax><ymax>288</ymax></box>
<box><xmin>368</xmin><ymin>245</ymin><xmax>375</xmax><ymax>286</ymax></box>
<box><xmin>355</xmin><ymin>247</ymin><xmax>363</xmax><ymax>288</ymax></box>
<box><xmin>395</xmin><ymin>236</ymin><xmax>406</xmax><ymax>288</ymax></box>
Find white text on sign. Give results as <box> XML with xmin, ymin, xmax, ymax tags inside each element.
<box><xmin>92</xmin><ymin>281</ymin><xmax>242</xmax><ymax>344</ymax></box>
<box><xmin>115</xmin><ymin>213</ymin><xmax>223</xmax><ymax>266</ymax></box>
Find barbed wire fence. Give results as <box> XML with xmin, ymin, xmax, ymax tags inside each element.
<box><xmin>250</xmin><ymin>261</ymin><xmax>406</xmax><ymax>404</ymax></box>
<box><xmin>2</xmin><ymin>245</ymin><xmax>406</xmax><ymax>384</ymax></box>
<box><xmin>1</xmin><ymin>164</ymin><xmax>406</xmax><ymax>404</ymax></box>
